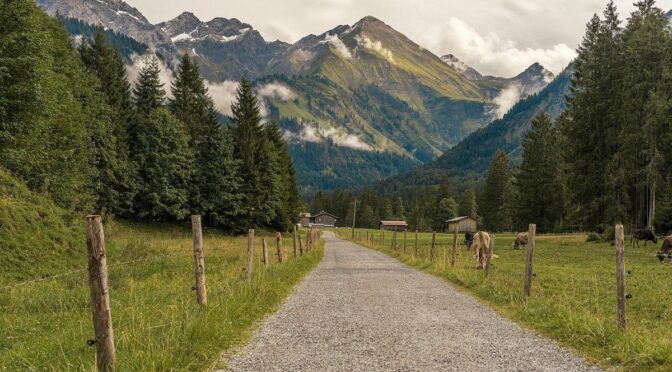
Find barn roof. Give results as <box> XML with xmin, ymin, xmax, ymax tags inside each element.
<box><xmin>313</xmin><ymin>211</ymin><xmax>337</xmax><ymax>219</ymax></box>
<box><xmin>299</xmin><ymin>212</ymin><xmax>312</xmax><ymax>218</ymax></box>
<box><xmin>379</xmin><ymin>220</ymin><xmax>409</xmax><ymax>226</ymax></box>
<box><xmin>446</xmin><ymin>216</ymin><xmax>476</xmax><ymax>223</ymax></box>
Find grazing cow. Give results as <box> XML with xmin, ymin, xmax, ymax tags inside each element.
<box><xmin>464</xmin><ymin>231</ymin><xmax>475</xmax><ymax>249</ymax></box>
<box><xmin>512</xmin><ymin>232</ymin><xmax>528</xmax><ymax>250</ymax></box>
<box><xmin>657</xmin><ymin>236</ymin><xmax>672</xmax><ymax>263</ymax></box>
<box><xmin>631</xmin><ymin>228</ymin><xmax>657</xmax><ymax>247</ymax></box>
<box><xmin>472</xmin><ymin>231</ymin><xmax>492</xmax><ymax>270</ymax></box>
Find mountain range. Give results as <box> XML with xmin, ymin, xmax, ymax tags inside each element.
<box><xmin>38</xmin><ymin>0</ymin><xmax>559</xmax><ymax>194</ymax></box>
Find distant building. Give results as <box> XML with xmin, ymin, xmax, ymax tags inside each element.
<box><xmin>312</xmin><ymin>211</ymin><xmax>337</xmax><ymax>227</ymax></box>
<box><xmin>379</xmin><ymin>221</ymin><xmax>409</xmax><ymax>231</ymax></box>
<box><xmin>298</xmin><ymin>211</ymin><xmax>337</xmax><ymax>227</ymax></box>
<box><xmin>299</xmin><ymin>212</ymin><xmax>312</xmax><ymax>227</ymax></box>
<box><xmin>446</xmin><ymin>216</ymin><xmax>477</xmax><ymax>232</ymax></box>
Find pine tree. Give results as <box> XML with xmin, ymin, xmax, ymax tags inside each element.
<box><xmin>436</xmin><ymin>198</ymin><xmax>459</xmax><ymax>224</ymax></box>
<box><xmin>79</xmin><ymin>28</ymin><xmax>138</xmax><ymax>216</ymax></box>
<box><xmin>170</xmin><ymin>54</ymin><xmax>242</xmax><ymax>227</ymax></box>
<box><xmin>481</xmin><ymin>150</ymin><xmax>510</xmax><ymax>231</ymax></box>
<box><xmin>393</xmin><ymin>196</ymin><xmax>406</xmax><ymax>219</ymax></box>
<box><xmin>266</xmin><ymin>122</ymin><xmax>301</xmax><ymax>231</ymax></box>
<box><xmin>497</xmin><ymin>176</ymin><xmax>520</xmax><ymax>232</ymax></box>
<box><xmin>458</xmin><ymin>187</ymin><xmax>478</xmax><ymax>219</ymax></box>
<box><xmin>518</xmin><ymin>112</ymin><xmax>565</xmax><ymax>231</ymax></box>
<box><xmin>133</xmin><ymin>57</ymin><xmax>165</xmax><ymax>114</ymax></box>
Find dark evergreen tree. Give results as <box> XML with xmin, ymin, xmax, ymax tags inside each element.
<box><xmin>458</xmin><ymin>186</ymin><xmax>478</xmax><ymax>219</ymax></box>
<box><xmin>266</xmin><ymin>122</ymin><xmax>301</xmax><ymax>231</ymax></box>
<box><xmin>518</xmin><ymin>113</ymin><xmax>565</xmax><ymax>231</ymax></box>
<box><xmin>170</xmin><ymin>54</ymin><xmax>242</xmax><ymax>227</ymax></box>
<box><xmin>133</xmin><ymin>57</ymin><xmax>165</xmax><ymax>114</ymax></box>
<box><xmin>481</xmin><ymin>150</ymin><xmax>510</xmax><ymax>231</ymax></box>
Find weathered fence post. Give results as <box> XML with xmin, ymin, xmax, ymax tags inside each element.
<box><xmin>191</xmin><ymin>215</ymin><xmax>207</xmax><ymax>305</ymax></box>
<box><xmin>245</xmin><ymin>229</ymin><xmax>254</xmax><ymax>282</ymax></box>
<box><xmin>382</xmin><ymin>228</ymin><xmax>385</xmax><ymax>245</ymax></box>
<box><xmin>414</xmin><ymin>229</ymin><xmax>418</xmax><ymax>258</ymax></box>
<box><xmin>298</xmin><ymin>233</ymin><xmax>304</xmax><ymax>256</ymax></box>
<box><xmin>392</xmin><ymin>228</ymin><xmax>397</xmax><ymax>250</ymax></box>
<box><xmin>403</xmin><ymin>230</ymin><xmax>407</xmax><ymax>253</ymax></box>
<box><xmin>524</xmin><ymin>224</ymin><xmax>536</xmax><ymax>298</ymax></box>
<box><xmin>366</xmin><ymin>231</ymin><xmax>369</xmax><ymax>244</ymax></box>
<box><xmin>85</xmin><ymin>215</ymin><xmax>115</xmax><ymax>372</ymax></box>
<box><xmin>451</xmin><ymin>226</ymin><xmax>458</xmax><ymax>267</ymax></box>
<box><xmin>277</xmin><ymin>232</ymin><xmax>284</xmax><ymax>263</ymax></box>
<box><xmin>430</xmin><ymin>231</ymin><xmax>436</xmax><ymax>260</ymax></box>
<box><xmin>616</xmin><ymin>224</ymin><xmax>626</xmax><ymax>331</ymax></box>
<box><xmin>262</xmin><ymin>238</ymin><xmax>269</xmax><ymax>266</ymax></box>
<box><xmin>293</xmin><ymin>226</ymin><xmax>297</xmax><ymax>258</ymax></box>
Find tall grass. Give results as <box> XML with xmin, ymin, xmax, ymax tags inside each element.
<box><xmin>0</xmin><ymin>221</ymin><xmax>322</xmax><ymax>370</ymax></box>
<box><xmin>339</xmin><ymin>229</ymin><xmax>672</xmax><ymax>371</ymax></box>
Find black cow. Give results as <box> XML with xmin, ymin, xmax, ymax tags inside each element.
<box><xmin>464</xmin><ymin>231</ymin><xmax>475</xmax><ymax>249</ymax></box>
<box><xmin>631</xmin><ymin>228</ymin><xmax>657</xmax><ymax>247</ymax></box>
<box><xmin>657</xmin><ymin>236</ymin><xmax>672</xmax><ymax>263</ymax></box>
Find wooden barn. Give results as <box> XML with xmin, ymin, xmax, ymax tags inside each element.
<box><xmin>446</xmin><ymin>216</ymin><xmax>477</xmax><ymax>232</ymax></box>
<box><xmin>379</xmin><ymin>221</ymin><xmax>409</xmax><ymax>231</ymax></box>
<box><xmin>299</xmin><ymin>212</ymin><xmax>312</xmax><ymax>227</ymax></box>
<box><xmin>311</xmin><ymin>211</ymin><xmax>337</xmax><ymax>227</ymax></box>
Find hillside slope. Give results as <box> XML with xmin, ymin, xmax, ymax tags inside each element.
<box><xmin>376</xmin><ymin>65</ymin><xmax>573</xmax><ymax>194</ymax></box>
<box><xmin>0</xmin><ymin>169</ymin><xmax>83</xmax><ymax>284</ymax></box>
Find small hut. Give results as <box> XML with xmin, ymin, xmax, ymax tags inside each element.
<box><xmin>379</xmin><ymin>221</ymin><xmax>409</xmax><ymax>231</ymax></box>
<box><xmin>446</xmin><ymin>216</ymin><xmax>477</xmax><ymax>232</ymax></box>
<box><xmin>312</xmin><ymin>211</ymin><xmax>337</xmax><ymax>227</ymax></box>
<box><xmin>299</xmin><ymin>212</ymin><xmax>312</xmax><ymax>227</ymax></box>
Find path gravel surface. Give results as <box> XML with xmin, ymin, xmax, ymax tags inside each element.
<box><xmin>224</xmin><ymin>232</ymin><xmax>599</xmax><ymax>371</ymax></box>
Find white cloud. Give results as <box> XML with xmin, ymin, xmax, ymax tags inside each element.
<box><xmin>257</xmin><ymin>82</ymin><xmax>296</xmax><ymax>101</ymax></box>
<box><xmin>284</xmin><ymin>122</ymin><xmax>372</xmax><ymax>151</ymax></box>
<box><xmin>490</xmin><ymin>83</ymin><xmax>522</xmax><ymax>119</ymax></box>
<box><xmin>418</xmin><ymin>17</ymin><xmax>576</xmax><ymax>77</ymax></box>
<box><xmin>355</xmin><ymin>34</ymin><xmax>395</xmax><ymax>64</ymax></box>
<box><xmin>321</xmin><ymin>33</ymin><xmax>352</xmax><ymax>59</ymax></box>
<box><xmin>204</xmin><ymin>80</ymin><xmax>240</xmax><ymax>116</ymax></box>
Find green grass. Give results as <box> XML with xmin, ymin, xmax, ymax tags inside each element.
<box><xmin>0</xmin><ymin>220</ymin><xmax>323</xmax><ymax>370</ymax></box>
<box><xmin>338</xmin><ymin>229</ymin><xmax>672</xmax><ymax>371</ymax></box>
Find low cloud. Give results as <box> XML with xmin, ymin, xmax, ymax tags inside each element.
<box><xmin>204</xmin><ymin>80</ymin><xmax>240</xmax><ymax>116</ymax></box>
<box><xmin>355</xmin><ymin>34</ymin><xmax>395</xmax><ymax>64</ymax></box>
<box><xmin>321</xmin><ymin>33</ymin><xmax>353</xmax><ymax>59</ymax></box>
<box><xmin>418</xmin><ymin>17</ymin><xmax>576</xmax><ymax>77</ymax></box>
<box><xmin>284</xmin><ymin>122</ymin><xmax>372</xmax><ymax>151</ymax></box>
<box><xmin>490</xmin><ymin>83</ymin><xmax>523</xmax><ymax>119</ymax></box>
<box><xmin>257</xmin><ymin>82</ymin><xmax>296</xmax><ymax>101</ymax></box>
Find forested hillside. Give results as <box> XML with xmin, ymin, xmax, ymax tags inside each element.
<box><xmin>60</xmin><ymin>16</ymin><xmax>148</xmax><ymax>61</ymax></box>
<box><xmin>0</xmin><ymin>0</ymin><xmax>300</xmax><ymax>233</ymax></box>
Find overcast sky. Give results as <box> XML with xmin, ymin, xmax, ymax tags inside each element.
<box><xmin>125</xmin><ymin>0</ymin><xmax>672</xmax><ymax>77</ymax></box>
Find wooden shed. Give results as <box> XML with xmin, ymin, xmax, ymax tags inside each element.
<box><xmin>379</xmin><ymin>221</ymin><xmax>409</xmax><ymax>231</ymax></box>
<box><xmin>446</xmin><ymin>216</ymin><xmax>477</xmax><ymax>232</ymax></box>
<box><xmin>311</xmin><ymin>211</ymin><xmax>337</xmax><ymax>227</ymax></box>
<box><xmin>299</xmin><ymin>212</ymin><xmax>312</xmax><ymax>227</ymax></box>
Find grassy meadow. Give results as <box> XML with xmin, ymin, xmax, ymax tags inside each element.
<box><xmin>0</xmin><ymin>221</ymin><xmax>322</xmax><ymax>371</ymax></box>
<box><xmin>337</xmin><ymin>228</ymin><xmax>672</xmax><ymax>371</ymax></box>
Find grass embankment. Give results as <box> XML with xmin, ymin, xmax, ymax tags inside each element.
<box><xmin>1</xmin><ymin>170</ymin><xmax>323</xmax><ymax>370</ymax></box>
<box><xmin>337</xmin><ymin>229</ymin><xmax>672</xmax><ymax>371</ymax></box>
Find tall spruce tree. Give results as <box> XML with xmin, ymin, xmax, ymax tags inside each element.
<box><xmin>170</xmin><ymin>54</ymin><xmax>242</xmax><ymax>227</ymax></box>
<box><xmin>79</xmin><ymin>28</ymin><xmax>138</xmax><ymax>216</ymax></box>
<box><xmin>230</xmin><ymin>78</ymin><xmax>278</xmax><ymax>229</ymax></box>
<box><xmin>481</xmin><ymin>150</ymin><xmax>510</xmax><ymax>231</ymax></box>
<box><xmin>266</xmin><ymin>122</ymin><xmax>301</xmax><ymax>231</ymax></box>
<box><xmin>131</xmin><ymin>58</ymin><xmax>193</xmax><ymax>220</ymax></box>
<box><xmin>458</xmin><ymin>186</ymin><xmax>478</xmax><ymax>219</ymax></box>
<box><xmin>518</xmin><ymin>112</ymin><xmax>564</xmax><ymax>231</ymax></box>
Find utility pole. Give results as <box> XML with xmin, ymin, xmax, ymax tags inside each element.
<box><xmin>351</xmin><ymin>199</ymin><xmax>357</xmax><ymax>239</ymax></box>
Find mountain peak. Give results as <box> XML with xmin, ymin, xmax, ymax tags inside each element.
<box><xmin>173</xmin><ymin>11</ymin><xmax>200</xmax><ymax>24</ymax></box>
<box><xmin>440</xmin><ymin>54</ymin><xmax>483</xmax><ymax>80</ymax></box>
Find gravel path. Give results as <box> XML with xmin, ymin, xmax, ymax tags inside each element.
<box><xmin>223</xmin><ymin>232</ymin><xmax>599</xmax><ymax>371</ymax></box>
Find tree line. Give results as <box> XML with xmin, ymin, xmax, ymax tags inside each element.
<box><xmin>0</xmin><ymin>0</ymin><xmax>300</xmax><ymax>233</ymax></box>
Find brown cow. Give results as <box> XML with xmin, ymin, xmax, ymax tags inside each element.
<box><xmin>657</xmin><ymin>236</ymin><xmax>672</xmax><ymax>263</ymax></box>
<box><xmin>512</xmin><ymin>232</ymin><xmax>528</xmax><ymax>250</ymax></box>
<box><xmin>472</xmin><ymin>231</ymin><xmax>492</xmax><ymax>270</ymax></box>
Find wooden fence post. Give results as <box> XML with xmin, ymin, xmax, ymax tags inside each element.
<box><xmin>392</xmin><ymin>229</ymin><xmax>397</xmax><ymax>250</ymax></box>
<box><xmin>366</xmin><ymin>231</ymin><xmax>369</xmax><ymax>244</ymax></box>
<box><xmin>277</xmin><ymin>232</ymin><xmax>284</xmax><ymax>263</ymax></box>
<box><xmin>298</xmin><ymin>233</ymin><xmax>304</xmax><ymax>256</ymax></box>
<box><xmin>382</xmin><ymin>229</ymin><xmax>385</xmax><ymax>245</ymax></box>
<box><xmin>430</xmin><ymin>231</ymin><xmax>436</xmax><ymax>260</ymax></box>
<box><xmin>616</xmin><ymin>224</ymin><xmax>626</xmax><ymax>331</ymax></box>
<box><xmin>414</xmin><ymin>229</ymin><xmax>418</xmax><ymax>258</ymax></box>
<box><xmin>245</xmin><ymin>229</ymin><xmax>254</xmax><ymax>282</ymax></box>
<box><xmin>306</xmin><ymin>228</ymin><xmax>311</xmax><ymax>251</ymax></box>
<box><xmin>293</xmin><ymin>226</ymin><xmax>297</xmax><ymax>258</ymax></box>
<box><xmin>524</xmin><ymin>224</ymin><xmax>536</xmax><ymax>298</ymax></box>
<box><xmin>262</xmin><ymin>238</ymin><xmax>269</xmax><ymax>266</ymax></box>
<box><xmin>191</xmin><ymin>215</ymin><xmax>207</xmax><ymax>305</ymax></box>
<box><xmin>403</xmin><ymin>230</ymin><xmax>407</xmax><ymax>253</ymax></box>
<box><xmin>85</xmin><ymin>215</ymin><xmax>115</xmax><ymax>372</ymax></box>
<box><xmin>451</xmin><ymin>226</ymin><xmax>458</xmax><ymax>267</ymax></box>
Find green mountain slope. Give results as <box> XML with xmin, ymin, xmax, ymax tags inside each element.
<box><xmin>376</xmin><ymin>65</ymin><xmax>573</xmax><ymax>194</ymax></box>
